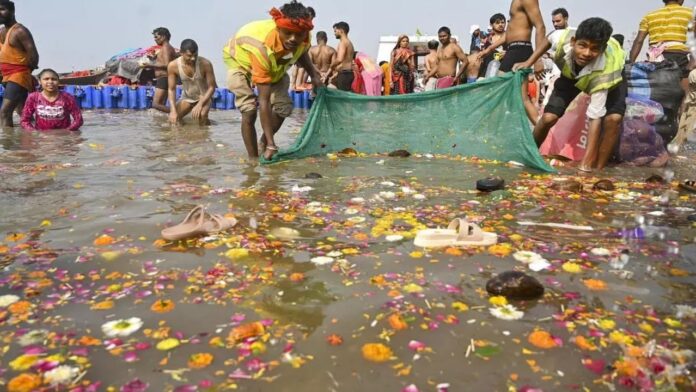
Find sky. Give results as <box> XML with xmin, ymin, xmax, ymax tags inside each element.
<box><xmin>14</xmin><ymin>0</ymin><xmax>695</xmax><ymax>76</ymax></box>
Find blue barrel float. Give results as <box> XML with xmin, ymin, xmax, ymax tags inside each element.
<box><xmin>92</xmin><ymin>86</ymin><xmax>103</xmax><ymax>109</ymax></box>
<box><xmin>127</xmin><ymin>87</ymin><xmax>138</xmax><ymax>109</ymax></box>
<box><xmin>213</xmin><ymin>88</ymin><xmax>226</xmax><ymax>110</ymax></box>
<box><xmin>225</xmin><ymin>90</ymin><xmax>235</xmax><ymax>110</ymax></box>
<box><xmin>137</xmin><ymin>86</ymin><xmax>154</xmax><ymax>109</ymax></box>
<box><xmin>0</xmin><ymin>84</ymin><xmax>5</xmax><ymax>107</ymax></box>
<box><xmin>116</xmin><ymin>86</ymin><xmax>129</xmax><ymax>109</ymax></box>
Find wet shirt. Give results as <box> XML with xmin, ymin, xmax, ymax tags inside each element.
<box><xmin>20</xmin><ymin>92</ymin><xmax>83</xmax><ymax>131</ymax></box>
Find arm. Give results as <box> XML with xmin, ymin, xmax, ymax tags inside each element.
<box><xmin>256</xmin><ymin>83</ymin><xmax>277</xmax><ymax>148</ymax></box>
<box><xmin>629</xmin><ymin>30</ymin><xmax>648</xmax><ymax>64</ymax></box>
<box><xmin>167</xmin><ymin>62</ymin><xmax>179</xmax><ymax>124</ymax></box>
<box><xmin>297</xmin><ymin>51</ymin><xmax>324</xmax><ymax>90</ymax></box>
<box><xmin>20</xmin><ymin>94</ymin><xmax>37</xmax><ymax>130</ymax></box>
<box><xmin>191</xmin><ymin>60</ymin><xmax>217</xmax><ymax>119</ymax></box>
<box><xmin>16</xmin><ymin>27</ymin><xmax>39</xmax><ymax>70</ymax></box>
<box><xmin>453</xmin><ymin>46</ymin><xmax>469</xmax><ymax>84</ymax></box>
<box><xmin>513</xmin><ymin>0</ymin><xmax>549</xmax><ymax>73</ymax></box>
<box><xmin>479</xmin><ymin>34</ymin><xmax>507</xmax><ymax>58</ymax></box>
<box><xmin>66</xmin><ymin>94</ymin><xmax>84</xmax><ymax>131</ymax></box>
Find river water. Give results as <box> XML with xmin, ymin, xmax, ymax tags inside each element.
<box><xmin>0</xmin><ymin>110</ymin><xmax>695</xmax><ymax>391</ymax></box>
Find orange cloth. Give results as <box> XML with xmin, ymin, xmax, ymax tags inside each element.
<box><xmin>381</xmin><ymin>63</ymin><xmax>391</xmax><ymax>95</ymax></box>
<box><xmin>0</xmin><ymin>24</ymin><xmax>34</xmax><ymax>92</ymax></box>
<box><xmin>269</xmin><ymin>8</ymin><xmax>313</xmax><ymax>33</ymax></box>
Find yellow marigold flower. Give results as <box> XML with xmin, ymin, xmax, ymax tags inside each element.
<box><xmin>362</xmin><ymin>343</ymin><xmax>393</xmax><ymax>362</ymax></box>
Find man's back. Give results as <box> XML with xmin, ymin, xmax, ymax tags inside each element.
<box><xmin>310</xmin><ymin>44</ymin><xmax>336</xmax><ymax>73</ymax></box>
<box><xmin>641</xmin><ymin>3</ymin><xmax>693</xmax><ymax>51</ymax></box>
<box><xmin>425</xmin><ymin>52</ymin><xmax>438</xmax><ymax>73</ymax></box>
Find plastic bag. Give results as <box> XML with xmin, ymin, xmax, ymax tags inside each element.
<box><xmin>618</xmin><ymin>118</ymin><xmax>668</xmax><ymax>167</ymax></box>
<box><xmin>624</xmin><ymin>96</ymin><xmax>664</xmax><ymax>124</ymax></box>
<box><xmin>539</xmin><ymin>94</ymin><xmax>590</xmax><ymax>161</ymax></box>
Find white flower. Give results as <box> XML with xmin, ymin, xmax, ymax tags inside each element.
<box><xmin>0</xmin><ymin>294</ymin><xmax>20</xmax><ymax>307</ymax></box>
<box><xmin>101</xmin><ymin>317</ymin><xmax>143</xmax><ymax>338</ymax></box>
<box><xmin>344</xmin><ymin>208</ymin><xmax>359</xmax><ymax>215</ymax></box>
<box><xmin>401</xmin><ymin>187</ymin><xmax>415</xmax><ymax>194</ymax></box>
<box><xmin>385</xmin><ymin>235</ymin><xmax>404</xmax><ymax>242</ymax></box>
<box><xmin>291</xmin><ymin>184</ymin><xmax>313</xmax><ymax>193</ymax></box>
<box><xmin>327</xmin><ymin>251</ymin><xmax>343</xmax><ymax>258</ymax></box>
<box><xmin>676</xmin><ymin>305</ymin><xmax>696</xmax><ymax>319</ymax></box>
<box><xmin>380</xmin><ymin>181</ymin><xmax>396</xmax><ymax>187</ymax></box>
<box><xmin>590</xmin><ymin>248</ymin><xmax>611</xmax><ymax>256</ymax></box>
<box><xmin>413</xmin><ymin>194</ymin><xmax>426</xmax><ymax>200</ymax></box>
<box><xmin>513</xmin><ymin>251</ymin><xmax>544</xmax><ymax>264</ymax></box>
<box><xmin>18</xmin><ymin>329</ymin><xmax>48</xmax><ymax>347</ymax></box>
<box><xmin>379</xmin><ymin>191</ymin><xmax>397</xmax><ymax>200</ymax></box>
<box><xmin>310</xmin><ymin>256</ymin><xmax>334</xmax><ymax>266</ymax></box>
<box><xmin>529</xmin><ymin>259</ymin><xmax>551</xmax><ymax>272</ymax></box>
<box><xmin>347</xmin><ymin>216</ymin><xmax>366</xmax><ymax>224</ymax></box>
<box><xmin>490</xmin><ymin>305</ymin><xmax>524</xmax><ymax>321</ymax></box>
<box><xmin>44</xmin><ymin>365</ymin><xmax>79</xmax><ymax>386</ymax></box>
<box><xmin>350</xmin><ymin>197</ymin><xmax>365</xmax><ymax>204</ymax></box>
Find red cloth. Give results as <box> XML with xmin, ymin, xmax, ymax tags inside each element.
<box><xmin>352</xmin><ymin>58</ymin><xmax>366</xmax><ymax>94</ymax></box>
<box><xmin>269</xmin><ymin>8</ymin><xmax>313</xmax><ymax>33</ymax></box>
<box><xmin>20</xmin><ymin>92</ymin><xmax>83</xmax><ymax>131</ymax></box>
<box><xmin>0</xmin><ymin>63</ymin><xmax>30</xmax><ymax>77</ymax></box>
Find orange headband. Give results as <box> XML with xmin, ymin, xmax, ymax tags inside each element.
<box><xmin>270</xmin><ymin>7</ymin><xmax>313</xmax><ymax>33</ymax></box>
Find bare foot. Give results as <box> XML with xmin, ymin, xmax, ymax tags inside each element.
<box><xmin>263</xmin><ymin>145</ymin><xmax>278</xmax><ymax>160</ymax></box>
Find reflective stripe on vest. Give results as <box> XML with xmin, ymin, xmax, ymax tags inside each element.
<box><xmin>555</xmin><ymin>29</ymin><xmax>625</xmax><ymax>94</ymax></box>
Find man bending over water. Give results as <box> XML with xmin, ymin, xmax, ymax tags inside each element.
<box><xmin>167</xmin><ymin>39</ymin><xmax>216</xmax><ymax>126</ymax></box>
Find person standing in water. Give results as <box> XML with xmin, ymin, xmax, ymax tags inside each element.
<box><xmin>167</xmin><ymin>39</ymin><xmax>217</xmax><ymax>126</ymax></box>
<box><xmin>0</xmin><ymin>0</ymin><xmax>39</xmax><ymax>127</ymax></box>
<box><xmin>20</xmin><ymin>69</ymin><xmax>83</xmax><ymax>131</ymax></box>
<box><xmin>427</xmin><ymin>27</ymin><xmax>468</xmax><ymax>89</ymax></box>
<box><xmin>309</xmin><ymin>31</ymin><xmax>337</xmax><ymax>83</ymax></box>
<box><xmin>326</xmin><ymin>21</ymin><xmax>355</xmax><ymax>91</ymax></box>
<box><xmin>141</xmin><ymin>27</ymin><xmax>177</xmax><ymax>113</ymax></box>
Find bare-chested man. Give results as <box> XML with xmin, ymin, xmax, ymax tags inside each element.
<box><xmin>167</xmin><ymin>39</ymin><xmax>216</xmax><ymax>126</ymax></box>
<box><xmin>0</xmin><ymin>0</ymin><xmax>38</xmax><ymax>127</ymax></box>
<box><xmin>502</xmin><ymin>0</ymin><xmax>548</xmax><ymax>123</ymax></box>
<box><xmin>141</xmin><ymin>27</ymin><xmax>176</xmax><ymax>113</ymax></box>
<box><xmin>309</xmin><ymin>31</ymin><xmax>337</xmax><ymax>83</ymax></box>
<box><xmin>326</xmin><ymin>21</ymin><xmax>354</xmax><ymax>91</ymax></box>
<box><xmin>423</xmin><ymin>40</ymin><xmax>439</xmax><ymax>91</ymax></box>
<box><xmin>424</xmin><ymin>27</ymin><xmax>468</xmax><ymax>89</ymax></box>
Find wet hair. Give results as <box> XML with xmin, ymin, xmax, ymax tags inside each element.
<box><xmin>552</xmin><ymin>8</ymin><xmax>568</xmax><ymax>18</ymax></box>
<box><xmin>575</xmin><ymin>17</ymin><xmax>613</xmax><ymax>48</ymax></box>
<box><xmin>438</xmin><ymin>26</ymin><xmax>451</xmax><ymax>36</ymax></box>
<box><xmin>152</xmin><ymin>27</ymin><xmax>171</xmax><ymax>41</ymax></box>
<box><xmin>280</xmin><ymin>1</ymin><xmax>312</xmax><ymax>20</ymax></box>
<box><xmin>333</xmin><ymin>21</ymin><xmax>349</xmax><ymax>34</ymax></box>
<box><xmin>38</xmin><ymin>68</ymin><xmax>59</xmax><ymax>80</ymax></box>
<box><xmin>0</xmin><ymin>1</ymin><xmax>14</xmax><ymax>13</ymax></box>
<box><xmin>613</xmin><ymin>34</ymin><xmax>625</xmax><ymax>47</ymax></box>
<box><xmin>428</xmin><ymin>40</ymin><xmax>439</xmax><ymax>50</ymax></box>
<box><xmin>307</xmin><ymin>6</ymin><xmax>315</xmax><ymax>18</ymax></box>
<box><xmin>490</xmin><ymin>13</ymin><xmax>506</xmax><ymax>25</ymax></box>
<box><xmin>180</xmin><ymin>39</ymin><xmax>198</xmax><ymax>53</ymax></box>
<box><xmin>316</xmin><ymin>31</ymin><xmax>327</xmax><ymax>42</ymax></box>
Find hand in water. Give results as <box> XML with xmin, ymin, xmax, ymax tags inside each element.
<box><xmin>168</xmin><ymin>111</ymin><xmax>179</xmax><ymax>125</ymax></box>
<box><xmin>191</xmin><ymin>103</ymin><xmax>203</xmax><ymax>119</ymax></box>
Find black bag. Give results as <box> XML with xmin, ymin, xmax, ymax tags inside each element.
<box><xmin>648</xmin><ymin>61</ymin><xmax>684</xmax><ymax>112</ymax></box>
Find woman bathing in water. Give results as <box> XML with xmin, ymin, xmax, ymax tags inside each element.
<box><xmin>20</xmin><ymin>68</ymin><xmax>83</xmax><ymax>131</ymax></box>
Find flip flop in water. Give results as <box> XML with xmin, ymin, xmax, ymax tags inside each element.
<box><xmin>414</xmin><ymin>218</ymin><xmax>498</xmax><ymax>248</ymax></box>
<box><xmin>161</xmin><ymin>206</ymin><xmax>237</xmax><ymax>241</ymax></box>
<box><xmin>679</xmin><ymin>180</ymin><xmax>696</xmax><ymax>194</ymax></box>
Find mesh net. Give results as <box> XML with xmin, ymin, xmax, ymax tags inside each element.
<box><xmin>262</xmin><ymin>71</ymin><xmax>554</xmax><ymax>172</ymax></box>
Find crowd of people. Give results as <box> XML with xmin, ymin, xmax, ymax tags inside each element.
<box><xmin>1</xmin><ymin>0</ymin><xmax>694</xmax><ymax>173</ymax></box>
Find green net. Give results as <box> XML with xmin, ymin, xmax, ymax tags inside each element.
<box><xmin>262</xmin><ymin>71</ymin><xmax>554</xmax><ymax>172</ymax></box>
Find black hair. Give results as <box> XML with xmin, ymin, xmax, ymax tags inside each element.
<box><xmin>438</xmin><ymin>26</ymin><xmax>451</xmax><ymax>36</ymax></box>
<box><xmin>575</xmin><ymin>17</ymin><xmax>613</xmax><ymax>48</ymax></box>
<box><xmin>552</xmin><ymin>8</ymin><xmax>569</xmax><ymax>18</ymax></box>
<box><xmin>428</xmin><ymin>40</ymin><xmax>439</xmax><ymax>50</ymax></box>
<box><xmin>0</xmin><ymin>1</ymin><xmax>14</xmax><ymax>13</ymax></box>
<box><xmin>307</xmin><ymin>6</ymin><xmax>315</xmax><ymax>18</ymax></box>
<box><xmin>280</xmin><ymin>1</ymin><xmax>312</xmax><ymax>20</ymax></box>
<box><xmin>333</xmin><ymin>21</ymin><xmax>350</xmax><ymax>34</ymax></box>
<box><xmin>612</xmin><ymin>34</ymin><xmax>625</xmax><ymax>47</ymax></box>
<box><xmin>490</xmin><ymin>13</ymin><xmax>506</xmax><ymax>24</ymax></box>
<box><xmin>180</xmin><ymin>39</ymin><xmax>198</xmax><ymax>53</ymax></box>
<box><xmin>379</xmin><ymin>61</ymin><xmax>388</xmax><ymax>66</ymax></box>
<box><xmin>152</xmin><ymin>27</ymin><xmax>171</xmax><ymax>41</ymax></box>
<box><xmin>316</xmin><ymin>31</ymin><xmax>327</xmax><ymax>42</ymax></box>
<box><xmin>38</xmin><ymin>68</ymin><xmax>59</xmax><ymax>80</ymax></box>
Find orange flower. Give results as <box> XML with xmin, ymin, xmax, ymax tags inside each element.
<box><xmin>574</xmin><ymin>336</ymin><xmax>597</xmax><ymax>351</ymax></box>
<box><xmin>614</xmin><ymin>359</ymin><xmax>640</xmax><ymax>377</ymax></box>
<box><xmin>0</xmin><ymin>245</ymin><xmax>8</xmax><ymax>254</ymax></box>
<box><xmin>445</xmin><ymin>247</ymin><xmax>463</xmax><ymax>256</ymax></box>
<box><xmin>91</xmin><ymin>300</ymin><xmax>114</xmax><ymax>310</ymax></box>
<box><xmin>150</xmin><ymin>299</ymin><xmax>175</xmax><ymax>313</ymax></box>
<box><xmin>78</xmin><ymin>336</ymin><xmax>101</xmax><ymax>346</ymax></box>
<box><xmin>361</xmin><ymin>343</ymin><xmax>393</xmax><ymax>363</ymax></box>
<box><xmin>8</xmin><ymin>301</ymin><xmax>32</xmax><ymax>315</ymax></box>
<box><xmin>187</xmin><ymin>353</ymin><xmax>214</xmax><ymax>369</ymax></box>
<box><xmin>388</xmin><ymin>313</ymin><xmax>408</xmax><ymax>331</ymax></box>
<box><xmin>289</xmin><ymin>273</ymin><xmax>305</xmax><ymax>282</ymax></box>
<box><xmin>5</xmin><ymin>233</ymin><xmax>26</xmax><ymax>242</ymax></box>
<box><xmin>326</xmin><ymin>334</ymin><xmax>343</xmax><ymax>346</ymax></box>
<box><xmin>93</xmin><ymin>235</ymin><xmax>115</xmax><ymax>246</ymax></box>
<box><xmin>227</xmin><ymin>322</ymin><xmax>265</xmax><ymax>344</ymax></box>
<box><xmin>488</xmin><ymin>243</ymin><xmax>513</xmax><ymax>257</ymax></box>
<box><xmin>8</xmin><ymin>373</ymin><xmax>41</xmax><ymax>392</ymax></box>
<box><xmin>528</xmin><ymin>330</ymin><xmax>558</xmax><ymax>349</ymax></box>
<box><xmin>583</xmin><ymin>279</ymin><xmax>608</xmax><ymax>291</ymax></box>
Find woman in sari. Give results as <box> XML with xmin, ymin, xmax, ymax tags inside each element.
<box><xmin>390</xmin><ymin>35</ymin><xmax>415</xmax><ymax>95</ymax></box>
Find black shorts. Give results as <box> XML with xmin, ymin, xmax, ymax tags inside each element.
<box><xmin>663</xmin><ymin>51</ymin><xmax>691</xmax><ymax>79</ymax></box>
<box><xmin>155</xmin><ymin>76</ymin><xmax>168</xmax><ymax>90</ymax></box>
<box><xmin>500</xmin><ymin>41</ymin><xmax>533</xmax><ymax>73</ymax></box>
<box><xmin>544</xmin><ymin>76</ymin><xmax>627</xmax><ymax>118</ymax></box>
<box><xmin>3</xmin><ymin>81</ymin><xmax>29</xmax><ymax>103</ymax></box>
<box><xmin>335</xmin><ymin>70</ymin><xmax>354</xmax><ymax>92</ymax></box>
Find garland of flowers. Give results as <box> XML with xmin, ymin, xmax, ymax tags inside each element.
<box><xmin>370</xmin><ymin>212</ymin><xmax>426</xmax><ymax>239</ymax></box>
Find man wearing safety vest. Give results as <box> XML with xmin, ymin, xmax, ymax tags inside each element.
<box><xmin>224</xmin><ymin>1</ymin><xmax>323</xmax><ymax>160</ymax></box>
<box><xmin>532</xmin><ymin>17</ymin><xmax>627</xmax><ymax>172</ymax></box>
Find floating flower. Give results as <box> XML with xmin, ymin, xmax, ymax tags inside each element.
<box><xmin>150</xmin><ymin>299</ymin><xmax>175</xmax><ymax>313</ymax></box>
<box><xmin>403</xmin><ymin>283</ymin><xmax>423</xmax><ymax>294</ymax></box>
<box><xmin>562</xmin><ymin>262</ymin><xmax>583</xmax><ymax>274</ymax></box>
<box><xmin>452</xmin><ymin>301</ymin><xmax>469</xmax><ymax>312</ymax></box>
<box><xmin>93</xmin><ymin>234</ymin><xmax>115</xmax><ymax>246</ymax></box>
<box><xmin>187</xmin><ymin>353</ymin><xmax>214</xmax><ymax>369</ymax></box>
<box><xmin>17</xmin><ymin>329</ymin><xmax>48</xmax><ymax>347</ymax></box>
<box><xmin>598</xmin><ymin>319</ymin><xmax>616</xmax><ymax>330</ymax></box>
<box><xmin>0</xmin><ymin>294</ymin><xmax>20</xmax><ymax>307</ymax></box>
<box><xmin>289</xmin><ymin>272</ymin><xmax>305</xmax><ymax>282</ymax></box>
<box><xmin>44</xmin><ymin>365</ymin><xmax>79</xmax><ymax>386</ymax></box>
<box><xmin>225</xmin><ymin>248</ymin><xmax>249</xmax><ymax>260</ymax></box>
<box><xmin>388</xmin><ymin>313</ymin><xmax>408</xmax><ymax>330</ymax></box>
<box><xmin>528</xmin><ymin>259</ymin><xmax>551</xmax><ymax>272</ymax></box>
<box><xmin>361</xmin><ymin>343</ymin><xmax>393</xmax><ymax>363</ymax></box>
<box><xmin>583</xmin><ymin>279</ymin><xmax>608</xmax><ymax>291</ymax></box>
<box><xmin>608</xmin><ymin>331</ymin><xmax>634</xmax><ymax>346</ymax></box>
<box><xmin>91</xmin><ymin>300</ymin><xmax>115</xmax><ymax>310</ymax></box>
<box><xmin>310</xmin><ymin>256</ymin><xmax>334</xmax><ymax>266</ymax></box>
<box><xmin>9</xmin><ymin>354</ymin><xmax>39</xmax><ymax>371</ymax></box>
<box><xmin>227</xmin><ymin>322</ymin><xmax>265</xmax><ymax>344</ymax></box>
<box><xmin>326</xmin><ymin>334</ymin><xmax>343</xmax><ymax>346</ymax></box>
<box><xmin>574</xmin><ymin>336</ymin><xmax>597</xmax><ymax>351</ymax></box>
<box><xmin>7</xmin><ymin>373</ymin><xmax>41</xmax><ymax>392</ymax></box>
<box><xmin>487</xmin><ymin>243</ymin><xmax>512</xmax><ymax>257</ymax></box>
<box><xmin>528</xmin><ymin>330</ymin><xmax>558</xmax><ymax>349</ymax></box>
<box><xmin>590</xmin><ymin>248</ymin><xmax>611</xmax><ymax>256</ymax></box>
<box><xmin>156</xmin><ymin>338</ymin><xmax>181</xmax><ymax>351</ymax></box>
<box><xmin>675</xmin><ymin>304</ymin><xmax>696</xmax><ymax>319</ymax></box>
<box><xmin>101</xmin><ymin>317</ymin><xmax>143</xmax><ymax>338</ymax></box>
<box><xmin>490</xmin><ymin>304</ymin><xmax>524</xmax><ymax>320</ymax></box>
<box><xmin>8</xmin><ymin>300</ymin><xmax>32</xmax><ymax>315</ymax></box>
<box><xmin>120</xmin><ymin>378</ymin><xmax>149</xmax><ymax>392</ymax></box>
<box><xmin>385</xmin><ymin>235</ymin><xmax>404</xmax><ymax>242</ymax></box>
<box><xmin>488</xmin><ymin>296</ymin><xmax>508</xmax><ymax>306</ymax></box>
<box><xmin>513</xmin><ymin>251</ymin><xmax>544</xmax><ymax>264</ymax></box>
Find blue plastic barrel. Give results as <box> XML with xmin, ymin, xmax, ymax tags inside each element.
<box><xmin>301</xmin><ymin>90</ymin><xmax>310</xmax><ymax>109</ymax></box>
<box><xmin>176</xmin><ymin>86</ymin><xmax>182</xmax><ymax>101</ymax></box>
<box><xmin>213</xmin><ymin>88</ymin><xmax>226</xmax><ymax>110</ymax></box>
<box><xmin>127</xmin><ymin>87</ymin><xmax>138</xmax><ymax>109</ymax></box>
<box><xmin>137</xmin><ymin>87</ymin><xmax>153</xmax><ymax>109</ymax></box>
<box><xmin>92</xmin><ymin>86</ymin><xmax>103</xmax><ymax>109</ymax></box>
<box><xmin>80</xmin><ymin>86</ymin><xmax>94</xmax><ymax>109</ymax></box>
<box><xmin>116</xmin><ymin>86</ymin><xmax>129</xmax><ymax>109</ymax></box>
<box><xmin>102</xmin><ymin>86</ymin><xmax>115</xmax><ymax>109</ymax></box>
<box><xmin>225</xmin><ymin>89</ymin><xmax>235</xmax><ymax>110</ymax></box>
<box><xmin>291</xmin><ymin>91</ymin><xmax>302</xmax><ymax>108</ymax></box>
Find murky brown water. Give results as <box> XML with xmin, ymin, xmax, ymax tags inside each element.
<box><xmin>0</xmin><ymin>110</ymin><xmax>695</xmax><ymax>391</ymax></box>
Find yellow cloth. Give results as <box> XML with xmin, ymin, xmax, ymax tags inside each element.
<box><xmin>639</xmin><ymin>3</ymin><xmax>693</xmax><ymax>52</ymax></box>
<box><xmin>381</xmin><ymin>63</ymin><xmax>391</xmax><ymax>96</ymax></box>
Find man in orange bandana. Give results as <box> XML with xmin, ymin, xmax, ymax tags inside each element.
<box><xmin>223</xmin><ymin>1</ymin><xmax>323</xmax><ymax>160</ymax></box>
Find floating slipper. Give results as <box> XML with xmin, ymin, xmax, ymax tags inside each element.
<box><xmin>679</xmin><ymin>180</ymin><xmax>696</xmax><ymax>193</ymax></box>
<box><xmin>161</xmin><ymin>206</ymin><xmax>237</xmax><ymax>241</ymax></box>
<box><xmin>414</xmin><ymin>218</ymin><xmax>498</xmax><ymax>248</ymax></box>
<box><xmin>476</xmin><ymin>177</ymin><xmax>505</xmax><ymax>192</ymax></box>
